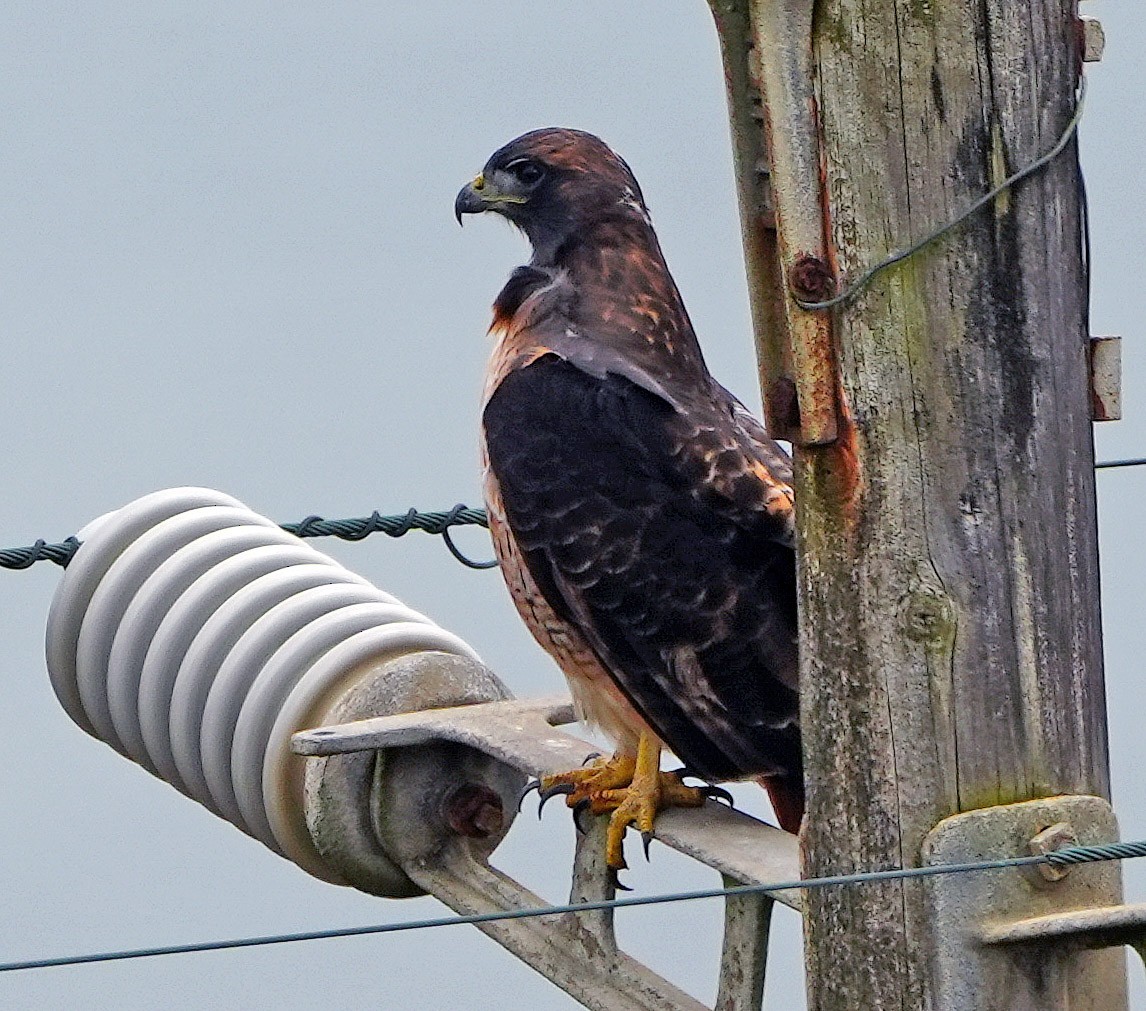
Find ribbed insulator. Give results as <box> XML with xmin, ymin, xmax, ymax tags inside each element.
<box><xmin>45</xmin><ymin>487</ymin><xmax>484</xmax><ymax>884</ymax></box>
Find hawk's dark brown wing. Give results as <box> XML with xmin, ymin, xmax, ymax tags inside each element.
<box><xmin>483</xmin><ymin>352</ymin><xmax>800</xmax><ymax>785</ymax></box>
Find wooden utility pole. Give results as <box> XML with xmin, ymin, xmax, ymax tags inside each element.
<box><xmin>714</xmin><ymin>0</ymin><xmax>1120</xmax><ymax>1007</ymax></box>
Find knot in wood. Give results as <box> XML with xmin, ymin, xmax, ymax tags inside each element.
<box><xmin>789</xmin><ymin>255</ymin><xmax>835</xmax><ymax>303</ymax></box>
<box><xmin>902</xmin><ymin>589</ymin><xmax>955</xmax><ymax>644</ymax></box>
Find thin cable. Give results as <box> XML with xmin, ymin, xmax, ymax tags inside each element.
<box><xmin>1080</xmin><ymin>163</ymin><xmax>1091</xmax><ymax>338</ymax></box>
<box><xmin>1095</xmin><ymin>458</ymin><xmax>1146</xmax><ymax>471</ymax></box>
<box><xmin>796</xmin><ymin>77</ymin><xmax>1088</xmax><ymax>311</ymax></box>
<box><xmin>437</xmin><ymin>503</ymin><xmax>500</xmax><ymax>569</ymax></box>
<box><xmin>283</xmin><ymin>503</ymin><xmax>496</xmax><ymax>569</ymax></box>
<box><xmin>4</xmin><ymin>838</ymin><xmax>1145</xmax><ymax>974</ymax></box>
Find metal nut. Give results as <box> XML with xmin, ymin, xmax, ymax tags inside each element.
<box><xmin>443</xmin><ymin>782</ymin><xmax>505</xmax><ymax>839</ymax></box>
<box><xmin>1030</xmin><ymin>822</ymin><xmax>1080</xmax><ymax>882</ymax></box>
<box><xmin>789</xmin><ymin>254</ymin><xmax>835</xmax><ymax>303</ymax></box>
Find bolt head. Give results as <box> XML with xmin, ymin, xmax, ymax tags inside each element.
<box><xmin>790</xmin><ymin>255</ymin><xmax>835</xmax><ymax>302</ymax></box>
<box><xmin>1030</xmin><ymin>822</ymin><xmax>1079</xmax><ymax>882</ymax></box>
<box><xmin>442</xmin><ymin>783</ymin><xmax>505</xmax><ymax>840</ymax></box>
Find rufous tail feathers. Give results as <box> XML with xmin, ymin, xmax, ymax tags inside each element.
<box><xmin>755</xmin><ymin>774</ymin><xmax>805</xmax><ymax>834</ymax></box>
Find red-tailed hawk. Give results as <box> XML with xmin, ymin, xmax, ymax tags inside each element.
<box><xmin>456</xmin><ymin>129</ymin><xmax>802</xmax><ymax>873</ymax></box>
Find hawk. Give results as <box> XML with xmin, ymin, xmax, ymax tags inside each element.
<box><xmin>456</xmin><ymin>129</ymin><xmax>802</xmax><ymax>872</ymax></box>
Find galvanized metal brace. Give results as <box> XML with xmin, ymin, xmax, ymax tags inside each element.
<box><xmin>920</xmin><ymin>796</ymin><xmax>1142</xmax><ymax>1010</ymax></box>
<box><xmin>295</xmin><ymin>695</ymin><xmax>802</xmax><ymax>904</ymax></box>
<box><xmin>293</xmin><ymin>675</ymin><xmax>799</xmax><ymax>1011</ymax></box>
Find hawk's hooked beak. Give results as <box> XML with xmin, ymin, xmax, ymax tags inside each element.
<box><xmin>454</xmin><ymin>171</ymin><xmax>528</xmax><ymax>225</ymax></box>
<box><xmin>454</xmin><ymin>173</ymin><xmax>487</xmax><ymax>225</ymax></box>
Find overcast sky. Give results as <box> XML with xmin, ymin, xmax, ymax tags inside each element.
<box><xmin>1</xmin><ymin>3</ymin><xmax>1142</xmax><ymax>1009</ymax></box>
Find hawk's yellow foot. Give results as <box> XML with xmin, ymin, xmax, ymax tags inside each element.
<box><xmin>524</xmin><ymin>736</ymin><xmax>734</xmax><ymax>874</ymax></box>
<box><xmin>534</xmin><ymin>751</ymin><xmax>638</xmax><ymax>813</ymax></box>
<box><xmin>595</xmin><ymin>735</ymin><xmax>706</xmax><ymax>870</ymax></box>
<box><xmin>543</xmin><ymin>733</ymin><xmax>706</xmax><ymax>871</ymax></box>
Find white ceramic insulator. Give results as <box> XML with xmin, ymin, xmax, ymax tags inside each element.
<box><xmin>44</xmin><ymin>487</ymin><xmax>481</xmax><ymax>883</ymax></box>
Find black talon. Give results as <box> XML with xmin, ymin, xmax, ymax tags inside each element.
<box><xmin>608</xmin><ymin>866</ymin><xmax>633</xmax><ymax>892</ymax></box>
<box><xmin>701</xmin><ymin>785</ymin><xmax>736</xmax><ymax>807</ymax></box>
<box><xmin>641</xmin><ymin>830</ymin><xmax>654</xmax><ymax>861</ymax></box>
<box><xmin>572</xmin><ymin>799</ymin><xmax>592</xmax><ymax>835</ymax></box>
<box><xmin>669</xmin><ymin>768</ymin><xmax>736</xmax><ymax>808</ymax></box>
<box><xmin>581</xmin><ymin>751</ymin><xmax>603</xmax><ymax>767</ymax></box>
<box><xmin>537</xmin><ymin>782</ymin><xmax>575</xmax><ymax>817</ymax></box>
<box><xmin>517</xmin><ymin>780</ymin><xmax>541</xmax><ymax>813</ymax></box>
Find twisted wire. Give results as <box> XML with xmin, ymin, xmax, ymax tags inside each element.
<box><xmin>0</xmin><ymin>537</ymin><xmax>82</xmax><ymax>570</ymax></box>
<box><xmin>282</xmin><ymin>504</ymin><xmax>496</xmax><ymax>569</ymax></box>
<box><xmin>1</xmin><ymin>507</ymin><xmax>493</xmax><ymax>572</ymax></box>
<box><xmin>1045</xmin><ymin>839</ymin><xmax>1146</xmax><ymax>867</ymax></box>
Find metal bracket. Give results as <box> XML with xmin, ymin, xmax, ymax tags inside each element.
<box><xmin>403</xmin><ymin>831</ymin><xmax>710</xmax><ymax>1011</ymax></box>
<box><xmin>710</xmin><ymin>0</ymin><xmax>838</xmax><ymax>446</ymax></box>
<box><xmin>922</xmin><ymin>795</ymin><xmax>1134</xmax><ymax>1010</ymax></box>
<box><xmin>1089</xmin><ymin>335</ymin><xmax>1121</xmax><ymax>421</ymax></box>
<box><xmin>1080</xmin><ymin>16</ymin><xmax>1105</xmax><ymax>64</ymax></box>
<box><xmin>295</xmin><ymin>695</ymin><xmax>801</xmax><ymax>905</ymax></box>
<box><xmin>983</xmin><ymin>903</ymin><xmax>1146</xmax><ymax>970</ymax></box>
<box><xmin>294</xmin><ymin>689</ymin><xmax>800</xmax><ymax>1010</ymax></box>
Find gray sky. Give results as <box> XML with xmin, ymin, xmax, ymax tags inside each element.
<box><xmin>1</xmin><ymin>3</ymin><xmax>1142</xmax><ymax>1009</ymax></box>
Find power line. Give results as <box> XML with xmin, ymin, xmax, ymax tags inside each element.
<box><xmin>282</xmin><ymin>503</ymin><xmax>496</xmax><ymax>569</ymax></box>
<box><xmin>0</xmin><ymin>537</ymin><xmax>80</xmax><ymax>570</ymax></box>
<box><xmin>3</xmin><ymin>838</ymin><xmax>1145</xmax><ymax>974</ymax></box>
<box><xmin>4</xmin><ymin>453</ymin><xmax>1144</xmax><ymax>574</ymax></box>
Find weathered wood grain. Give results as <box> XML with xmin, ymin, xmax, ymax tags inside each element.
<box><xmin>785</xmin><ymin>2</ymin><xmax>1104</xmax><ymax>1008</ymax></box>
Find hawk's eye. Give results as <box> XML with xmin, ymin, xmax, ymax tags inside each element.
<box><xmin>506</xmin><ymin>159</ymin><xmax>545</xmax><ymax>187</ymax></box>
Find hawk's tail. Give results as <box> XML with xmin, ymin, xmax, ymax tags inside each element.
<box><xmin>755</xmin><ymin>773</ymin><xmax>805</xmax><ymax>834</ymax></box>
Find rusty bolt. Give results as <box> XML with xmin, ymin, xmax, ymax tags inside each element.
<box><xmin>789</xmin><ymin>255</ymin><xmax>835</xmax><ymax>303</ymax></box>
<box><xmin>1030</xmin><ymin>822</ymin><xmax>1079</xmax><ymax>882</ymax></box>
<box><xmin>442</xmin><ymin>783</ymin><xmax>505</xmax><ymax>840</ymax></box>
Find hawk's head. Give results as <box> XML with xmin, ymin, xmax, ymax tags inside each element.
<box><xmin>455</xmin><ymin>128</ymin><xmax>651</xmax><ymax>260</ymax></box>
